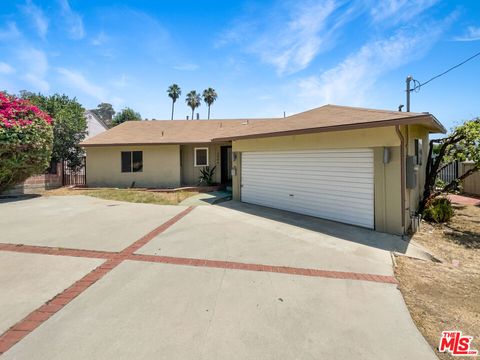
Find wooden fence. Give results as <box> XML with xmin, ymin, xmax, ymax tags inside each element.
<box><xmin>437</xmin><ymin>160</ymin><xmax>458</xmax><ymax>184</ymax></box>
<box><xmin>460</xmin><ymin>162</ymin><xmax>480</xmax><ymax>196</ymax></box>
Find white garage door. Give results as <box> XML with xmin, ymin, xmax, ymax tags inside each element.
<box><xmin>241</xmin><ymin>149</ymin><xmax>374</xmax><ymax>228</ymax></box>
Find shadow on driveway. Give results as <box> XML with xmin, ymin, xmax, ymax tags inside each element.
<box><xmin>217</xmin><ymin>200</ymin><xmax>413</xmax><ymax>254</ymax></box>
<box><xmin>0</xmin><ymin>194</ymin><xmax>41</xmax><ymax>204</ymax></box>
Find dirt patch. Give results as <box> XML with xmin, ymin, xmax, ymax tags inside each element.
<box><xmin>43</xmin><ymin>188</ymin><xmax>197</xmax><ymax>205</ymax></box>
<box><xmin>395</xmin><ymin>204</ymin><xmax>480</xmax><ymax>359</ymax></box>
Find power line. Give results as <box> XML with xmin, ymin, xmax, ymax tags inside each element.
<box><xmin>412</xmin><ymin>50</ymin><xmax>480</xmax><ymax>91</ymax></box>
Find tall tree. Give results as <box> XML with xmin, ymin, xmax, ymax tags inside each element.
<box><xmin>112</xmin><ymin>107</ymin><xmax>142</xmax><ymax>126</ymax></box>
<box><xmin>420</xmin><ymin>118</ymin><xmax>480</xmax><ymax>212</ymax></box>
<box><xmin>202</xmin><ymin>88</ymin><xmax>218</xmax><ymax>120</ymax></box>
<box><xmin>92</xmin><ymin>103</ymin><xmax>115</xmax><ymax>127</ymax></box>
<box><xmin>21</xmin><ymin>92</ymin><xmax>87</xmax><ymax>169</ymax></box>
<box><xmin>185</xmin><ymin>90</ymin><xmax>201</xmax><ymax>120</ymax></box>
<box><xmin>167</xmin><ymin>84</ymin><xmax>181</xmax><ymax>120</ymax></box>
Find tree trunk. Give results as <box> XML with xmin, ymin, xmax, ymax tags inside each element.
<box><xmin>419</xmin><ymin>134</ymin><xmax>466</xmax><ymax>213</ymax></box>
<box><xmin>191</xmin><ymin>108</ymin><xmax>194</xmax><ymax>120</ymax></box>
<box><xmin>171</xmin><ymin>101</ymin><xmax>175</xmax><ymax>120</ymax></box>
<box><xmin>208</xmin><ymin>105</ymin><xmax>211</xmax><ymax>120</ymax></box>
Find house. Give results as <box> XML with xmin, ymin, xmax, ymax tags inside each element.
<box><xmin>85</xmin><ymin>110</ymin><xmax>109</xmax><ymax>139</ymax></box>
<box><xmin>80</xmin><ymin>104</ymin><xmax>446</xmax><ymax>235</ymax></box>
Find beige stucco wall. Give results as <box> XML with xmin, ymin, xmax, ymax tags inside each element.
<box><xmin>85</xmin><ymin>145</ymin><xmax>181</xmax><ymax>188</ymax></box>
<box><xmin>461</xmin><ymin>162</ymin><xmax>480</xmax><ymax>195</ymax></box>
<box><xmin>180</xmin><ymin>143</ymin><xmax>229</xmax><ymax>185</ymax></box>
<box><xmin>231</xmin><ymin>126</ymin><xmax>417</xmax><ymax>235</ymax></box>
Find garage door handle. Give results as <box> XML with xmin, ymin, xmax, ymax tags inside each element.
<box><xmin>289</xmin><ymin>194</ymin><xmax>294</xmax><ymax>197</ymax></box>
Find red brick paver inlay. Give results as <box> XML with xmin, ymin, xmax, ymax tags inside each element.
<box><xmin>448</xmin><ymin>194</ymin><xmax>480</xmax><ymax>206</ymax></box>
<box><xmin>0</xmin><ymin>203</ymin><xmax>399</xmax><ymax>354</ymax></box>
<box><xmin>0</xmin><ymin>206</ymin><xmax>195</xmax><ymax>355</ymax></box>
<box><xmin>129</xmin><ymin>254</ymin><xmax>398</xmax><ymax>284</ymax></box>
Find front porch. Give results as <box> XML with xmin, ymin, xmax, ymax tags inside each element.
<box><xmin>180</xmin><ymin>142</ymin><xmax>232</xmax><ymax>187</ymax></box>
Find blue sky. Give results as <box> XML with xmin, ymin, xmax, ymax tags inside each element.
<box><xmin>0</xmin><ymin>0</ymin><xmax>479</xmax><ymax>130</ymax></box>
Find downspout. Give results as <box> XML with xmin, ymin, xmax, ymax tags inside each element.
<box><xmin>395</xmin><ymin>125</ymin><xmax>406</xmax><ymax>235</ymax></box>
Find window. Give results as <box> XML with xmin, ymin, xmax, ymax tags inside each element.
<box><xmin>194</xmin><ymin>147</ymin><xmax>208</xmax><ymax>167</ymax></box>
<box><xmin>414</xmin><ymin>139</ymin><xmax>423</xmax><ymax>165</ymax></box>
<box><xmin>121</xmin><ymin>151</ymin><xmax>143</xmax><ymax>172</ymax></box>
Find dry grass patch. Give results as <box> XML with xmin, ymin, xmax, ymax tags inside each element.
<box><xmin>43</xmin><ymin>187</ymin><xmax>196</xmax><ymax>205</ymax></box>
<box><xmin>395</xmin><ymin>204</ymin><xmax>480</xmax><ymax>360</ymax></box>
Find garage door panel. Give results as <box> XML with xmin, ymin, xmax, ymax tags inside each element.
<box><xmin>242</xmin><ymin>172</ymin><xmax>374</xmax><ymax>185</ymax></box>
<box><xmin>242</xmin><ymin>188</ymin><xmax>374</xmax><ymax>212</ymax></box>
<box><xmin>242</xmin><ymin>182</ymin><xmax>374</xmax><ymax>202</ymax></box>
<box><xmin>241</xmin><ymin>149</ymin><xmax>374</xmax><ymax>229</ymax></box>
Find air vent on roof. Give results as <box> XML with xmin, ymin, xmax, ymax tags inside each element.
<box><xmin>242</xmin><ymin>120</ymin><xmax>249</xmax><ymax>125</ymax></box>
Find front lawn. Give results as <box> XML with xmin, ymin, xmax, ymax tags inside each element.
<box><xmin>44</xmin><ymin>187</ymin><xmax>196</xmax><ymax>205</ymax></box>
<box><xmin>395</xmin><ymin>204</ymin><xmax>480</xmax><ymax>359</ymax></box>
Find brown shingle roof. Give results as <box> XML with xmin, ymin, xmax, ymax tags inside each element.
<box><xmin>80</xmin><ymin>104</ymin><xmax>445</xmax><ymax>146</ymax></box>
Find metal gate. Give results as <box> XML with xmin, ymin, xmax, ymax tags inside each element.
<box><xmin>62</xmin><ymin>157</ymin><xmax>86</xmax><ymax>186</ymax></box>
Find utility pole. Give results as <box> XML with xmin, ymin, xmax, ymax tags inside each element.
<box><xmin>406</xmin><ymin>75</ymin><xmax>413</xmax><ymax>112</ymax></box>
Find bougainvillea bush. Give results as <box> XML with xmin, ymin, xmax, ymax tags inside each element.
<box><xmin>0</xmin><ymin>92</ymin><xmax>53</xmax><ymax>193</ymax></box>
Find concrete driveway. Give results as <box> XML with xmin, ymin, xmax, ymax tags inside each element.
<box><xmin>0</xmin><ymin>195</ymin><xmax>437</xmax><ymax>359</ymax></box>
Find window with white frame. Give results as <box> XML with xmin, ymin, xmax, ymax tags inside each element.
<box><xmin>194</xmin><ymin>147</ymin><xmax>208</xmax><ymax>167</ymax></box>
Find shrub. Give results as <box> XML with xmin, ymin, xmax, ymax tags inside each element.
<box><xmin>0</xmin><ymin>92</ymin><xmax>53</xmax><ymax>193</ymax></box>
<box><xmin>198</xmin><ymin>166</ymin><xmax>216</xmax><ymax>186</ymax></box>
<box><xmin>423</xmin><ymin>197</ymin><xmax>454</xmax><ymax>223</ymax></box>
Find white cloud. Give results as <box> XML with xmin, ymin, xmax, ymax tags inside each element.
<box><xmin>454</xmin><ymin>26</ymin><xmax>480</xmax><ymax>42</ymax></box>
<box><xmin>111</xmin><ymin>74</ymin><xmax>128</xmax><ymax>88</ymax></box>
<box><xmin>172</xmin><ymin>63</ymin><xmax>199</xmax><ymax>71</ymax></box>
<box><xmin>91</xmin><ymin>31</ymin><xmax>108</xmax><ymax>46</ymax></box>
<box><xmin>59</xmin><ymin>0</ymin><xmax>85</xmax><ymax>39</ymax></box>
<box><xmin>216</xmin><ymin>1</ymin><xmax>363</xmax><ymax>75</ymax></box>
<box><xmin>57</xmin><ymin>68</ymin><xmax>124</xmax><ymax>107</ymax></box>
<box><xmin>22</xmin><ymin>0</ymin><xmax>48</xmax><ymax>39</ymax></box>
<box><xmin>18</xmin><ymin>47</ymin><xmax>49</xmax><ymax>91</ymax></box>
<box><xmin>297</xmin><ymin>23</ymin><xmax>446</xmax><ymax>106</ymax></box>
<box><xmin>57</xmin><ymin>68</ymin><xmax>107</xmax><ymax>99</ymax></box>
<box><xmin>0</xmin><ymin>22</ymin><xmax>21</xmax><ymax>40</ymax></box>
<box><xmin>369</xmin><ymin>0</ymin><xmax>439</xmax><ymax>24</ymax></box>
<box><xmin>0</xmin><ymin>62</ymin><xmax>15</xmax><ymax>74</ymax></box>
<box><xmin>257</xmin><ymin>0</ymin><xmax>338</xmax><ymax>74</ymax></box>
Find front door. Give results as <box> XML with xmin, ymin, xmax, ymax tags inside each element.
<box><xmin>220</xmin><ymin>146</ymin><xmax>232</xmax><ymax>186</ymax></box>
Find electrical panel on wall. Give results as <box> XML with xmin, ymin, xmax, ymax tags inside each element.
<box><xmin>406</xmin><ymin>155</ymin><xmax>417</xmax><ymax>189</ymax></box>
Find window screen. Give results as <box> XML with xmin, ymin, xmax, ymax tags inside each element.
<box><xmin>195</xmin><ymin>148</ymin><xmax>208</xmax><ymax>166</ymax></box>
<box><xmin>132</xmin><ymin>151</ymin><xmax>143</xmax><ymax>172</ymax></box>
<box><xmin>121</xmin><ymin>152</ymin><xmax>132</xmax><ymax>172</ymax></box>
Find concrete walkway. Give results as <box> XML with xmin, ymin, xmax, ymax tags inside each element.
<box><xmin>179</xmin><ymin>190</ymin><xmax>232</xmax><ymax>206</ymax></box>
<box><xmin>0</xmin><ymin>196</ymin><xmax>438</xmax><ymax>359</ymax></box>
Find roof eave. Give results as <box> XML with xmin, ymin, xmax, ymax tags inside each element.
<box><xmin>213</xmin><ymin>114</ymin><xmax>446</xmax><ymax>142</ymax></box>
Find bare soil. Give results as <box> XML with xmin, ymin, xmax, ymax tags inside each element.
<box><xmin>395</xmin><ymin>204</ymin><xmax>480</xmax><ymax>359</ymax></box>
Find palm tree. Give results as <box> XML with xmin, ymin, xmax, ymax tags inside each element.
<box><xmin>167</xmin><ymin>84</ymin><xmax>181</xmax><ymax>120</ymax></box>
<box><xmin>202</xmin><ymin>88</ymin><xmax>218</xmax><ymax>120</ymax></box>
<box><xmin>185</xmin><ymin>90</ymin><xmax>201</xmax><ymax>120</ymax></box>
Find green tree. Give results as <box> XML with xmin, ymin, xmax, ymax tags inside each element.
<box><xmin>202</xmin><ymin>88</ymin><xmax>218</xmax><ymax>120</ymax></box>
<box><xmin>0</xmin><ymin>92</ymin><xmax>53</xmax><ymax>193</ymax></box>
<box><xmin>112</xmin><ymin>107</ymin><xmax>142</xmax><ymax>126</ymax></box>
<box><xmin>21</xmin><ymin>92</ymin><xmax>87</xmax><ymax>169</ymax></box>
<box><xmin>420</xmin><ymin>118</ymin><xmax>480</xmax><ymax>212</ymax></box>
<box><xmin>167</xmin><ymin>84</ymin><xmax>181</xmax><ymax>120</ymax></box>
<box><xmin>185</xmin><ymin>90</ymin><xmax>201</xmax><ymax>120</ymax></box>
<box><xmin>92</xmin><ymin>103</ymin><xmax>115</xmax><ymax>127</ymax></box>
